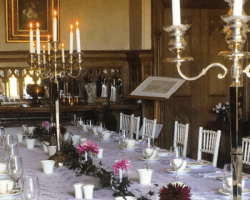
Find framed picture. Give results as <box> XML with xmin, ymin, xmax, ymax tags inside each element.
<box><xmin>129</xmin><ymin>76</ymin><xmax>185</xmax><ymax>100</ymax></box>
<box><xmin>6</xmin><ymin>0</ymin><xmax>60</xmax><ymax>42</ymax></box>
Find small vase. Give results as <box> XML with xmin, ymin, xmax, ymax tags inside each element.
<box><xmin>111</xmin><ymin>169</ymin><xmax>128</xmax><ymax>192</ymax></box>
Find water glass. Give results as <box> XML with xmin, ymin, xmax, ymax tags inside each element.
<box><xmin>3</xmin><ymin>135</ymin><xmax>14</xmax><ymax>151</ymax></box>
<box><xmin>142</xmin><ymin>137</ymin><xmax>155</xmax><ymax>169</ymax></box>
<box><xmin>170</xmin><ymin>146</ymin><xmax>183</xmax><ymax>180</ymax></box>
<box><xmin>223</xmin><ymin>163</ymin><xmax>233</xmax><ymax>198</ymax></box>
<box><xmin>21</xmin><ymin>176</ymin><xmax>40</xmax><ymax>200</ymax></box>
<box><xmin>8</xmin><ymin>155</ymin><xmax>24</xmax><ymax>190</ymax></box>
<box><xmin>0</xmin><ymin>126</ymin><xmax>5</xmax><ymax>148</ymax></box>
<box><xmin>6</xmin><ymin>143</ymin><xmax>19</xmax><ymax>158</ymax></box>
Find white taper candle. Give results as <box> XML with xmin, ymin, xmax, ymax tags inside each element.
<box><xmin>76</xmin><ymin>21</ymin><xmax>81</xmax><ymax>53</ymax></box>
<box><xmin>233</xmin><ymin>0</ymin><xmax>243</xmax><ymax>15</ymax></box>
<box><xmin>36</xmin><ymin>23</ymin><xmax>40</xmax><ymax>54</ymax></box>
<box><xmin>172</xmin><ymin>0</ymin><xmax>181</xmax><ymax>25</ymax></box>
<box><xmin>69</xmin><ymin>24</ymin><xmax>74</xmax><ymax>54</ymax></box>
<box><xmin>53</xmin><ymin>11</ymin><xmax>57</xmax><ymax>41</ymax></box>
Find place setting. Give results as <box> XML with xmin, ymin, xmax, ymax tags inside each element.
<box><xmin>139</xmin><ymin>137</ymin><xmax>161</xmax><ymax>162</ymax></box>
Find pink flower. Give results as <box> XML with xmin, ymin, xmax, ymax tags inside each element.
<box><xmin>42</xmin><ymin>121</ymin><xmax>51</xmax><ymax>129</ymax></box>
<box><xmin>112</xmin><ymin>159</ymin><xmax>131</xmax><ymax>174</ymax></box>
<box><xmin>77</xmin><ymin>140</ymin><xmax>99</xmax><ymax>155</ymax></box>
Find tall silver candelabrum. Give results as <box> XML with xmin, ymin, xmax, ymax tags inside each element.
<box><xmin>28</xmin><ymin>40</ymin><xmax>83</xmax><ymax>167</ymax></box>
<box><xmin>163</xmin><ymin>0</ymin><xmax>249</xmax><ymax>199</ymax></box>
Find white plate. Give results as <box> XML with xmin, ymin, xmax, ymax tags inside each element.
<box><xmin>166</xmin><ymin>168</ymin><xmax>192</xmax><ymax>173</ymax></box>
<box><xmin>218</xmin><ymin>188</ymin><xmax>250</xmax><ymax>195</ymax></box>
<box><xmin>121</xmin><ymin>146</ymin><xmax>139</xmax><ymax>150</ymax></box>
<box><xmin>139</xmin><ymin>156</ymin><xmax>161</xmax><ymax>161</ymax></box>
<box><xmin>187</xmin><ymin>162</ymin><xmax>208</xmax><ymax>168</ymax></box>
<box><xmin>0</xmin><ymin>190</ymin><xmax>20</xmax><ymax>198</ymax></box>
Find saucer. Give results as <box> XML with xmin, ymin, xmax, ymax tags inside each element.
<box><xmin>187</xmin><ymin>161</ymin><xmax>208</xmax><ymax>168</ymax></box>
<box><xmin>0</xmin><ymin>190</ymin><xmax>21</xmax><ymax>197</ymax></box>
<box><xmin>121</xmin><ymin>145</ymin><xmax>139</xmax><ymax>150</ymax></box>
<box><xmin>218</xmin><ymin>188</ymin><xmax>250</xmax><ymax>195</ymax></box>
<box><xmin>157</xmin><ymin>150</ymin><xmax>171</xmax><ymax>156</ymax></box>
<box><xmin>100</xmin><ymin>138</ymin><xmax>112</xmax><ymax>141</ymax></box>
<box><xmin>139</xmin><ymin>156</ymin><xmax>161</xmax><ymax>161</ymax></box>
<box><xmin>166</xmin><ymin>168</ymin><xmax>192</xmax><ymax>173</ymax></box>
<box><xmin>0</xmin><ymin>171</ymin><xmax>9</xmax><ymax>176</ymax></box>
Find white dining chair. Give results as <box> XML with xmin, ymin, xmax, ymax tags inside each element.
<box><xmin>242</xmin><ymin>137</ymin><xmax>250</xmax><ymax>166</ymax></box>
<box><xmin>173</xmin><ymin>121</ymin><xmax>189</xmax><ymax>157</ymax></box>
<box><xmin>197</xmin><ymin>127</ymin><xmax>221</xmax><ymax>167</ymax></box>
<box><xmin>130</xmin><ymin>115</ymin><xmax>140</xmax><ymax>140</ymax></box>
<box><xmin>120</xmin><ymin>112</ymin><xmax>133</xmax><ymax>135</ymax></box>
<box><xmin>141</xmin><ymin>117</ymin><xmax>157</xmax><ymax>141</ymax></box>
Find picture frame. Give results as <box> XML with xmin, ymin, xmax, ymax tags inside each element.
<box><xmin>6</xmin><ymin>0</ymin><xmax>60</xmax><ymax>42</ymax></box>
<box><xmin>129</xmin><ymin>76</ymin><xmax>185</xmax><ymax>100</ymax></box>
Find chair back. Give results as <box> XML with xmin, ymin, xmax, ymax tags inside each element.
<box><xmin>242</xmin><ymin>137</ymin><xmax>250</xmax><ymax>166</ymax></box>
<box><xmin>120</xmin><ymin>113</ymin><xmax>133</xmax><ymax>134</ymax></box>
<box><xmin>197</xmin><ymin>127</ymin><xmax>221</xmax><ymax>167</ymax></box>
<box><xmin>141</xmin><ymin>118</ymin><xmax>157</xmax><ymax>140</ymax></box>
<box><xmin>173</xmin><ymin>121</ymin><xmax>189</xmax><ymax>157</ymax></box>
<box><xmin>130</xmin><ymin>116</ymin><xmax>140</xmax><ymax>140</ymax></box>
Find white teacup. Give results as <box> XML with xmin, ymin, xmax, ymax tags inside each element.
<box><xmin>73</xmin><ymin>183</ymin><xmax>84</xmax><ymax>199</ymax></box>
<box><xmin>126</xmin><ymin>139</ymin><xmax>136</xmax><ymax>148</ymax></box>
<box><xmin>16</xmin><ymin>133</ymin><xmax>23</xmax><ymax>143</ymax></box>
<box><xmin>97</xmin><ymin>148</ymin><xmax>104</xmax><ymax>158</ymax></box>
<box><xmin>137</xmin><ymin>169</ymin><xmax>154</xmax><ymax>185</ymax></box>
<box><xmin>0</xmin><ymin>163</ymin><xmax>7</xmax><ymax>174</ymax></box>
<box><xmin>144</xmin><ymin>148</ymin><xmax>157</xmax><ymax>160</ymax></box>
<box><xmin>102</xmin><ymin>131</ymin><xmax>111</xmax><ymax>140</ymax></box>
<box><xmin>71</xmin><ymin>135</ymin><xmax>81</xmax><ymax>146</ymax></box>
<box><xmin>177</xmin><ymin>160</ymin><xmax>187</xmax><ymax>172</ymax></box>
<box><xmin>0</xmin><ymin>180</ymin><xmax>14</xmax><ymax>194</ymax></box>
<box><xmin>41</xmin><ymin>160</ymin><xmax>55</xmax><ymax>174</ymax></box>
<box><xmin>82</xmin><ymin>125</ymin><xmax>88</xmax><ymax>132</ymax></box>
<box><xmin>48</xmin><ymin>146</ymin><xmax>57</xmax><ymax>157</ymax></box>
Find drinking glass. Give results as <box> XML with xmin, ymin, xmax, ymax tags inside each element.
<box><xmin>223</xmin><ymin>163</ymin><xmax>233</xmax><ymax>199</ymax></box>
<box><xmin>8</xmin><ymin>156</ymin><xmax>24</xmax><ymax>190</ymax></box>
<box><xmin>170</xmin><ymin>146</ymin><xmax>183</xmax><ymax>180</ymax></box>
<box><xmin>98</xmin><ymin>125</ymin><xmax>106</xmax><ymax>143</ymax></box>
<box><xmin>0</xmin><ymin>126</ymin><xmax>5</xmax><ymax>148</ymax></box>
<box><xmin>21</xmin><ymin>176</ymin><xmax>40</xmax><ymax>200</ymax></box>
<box><xmin>3</xmin><ymin>135</ymin><xmax>14</xmax><ymax>151</ymax></box>
<box><xmin>119</xmin><ymin>130</ymin><xmax>128</xmax><ymax>154</ymax></box>
<box><xmin>86</xmin><ymin>120</ymin><xmax>93</xmax><ymax>135</ymax></box>
<box><xmin>6</xmin><ymin>143</ymin><xmax>19</xmax><ymax>158</ymax></box>
<box><xmin>71</xmin><ymin>114</ymin><xmax>77</xmax><ymax>129</ymax></box>
<box><xmin>142</xmin><ymin>137</ymin><xmax>155</xmax><ymax>169</ymax></box>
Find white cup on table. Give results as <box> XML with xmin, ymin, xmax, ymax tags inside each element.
<box><xmin>144</xmin><ymin>148</ymin><xmax>157</xmax><ymax>159</ymax></box>
<box><xmin>63</xmin><ymin>132</ymin><xmax>69</xmax><ymax>141</ymax></box>
<box><xmin>42</xmin><ymin>141</ymin><xmax>49</xmax><ymax>153</ymax></box>
<box><xmin>28</xmin><ymin>126</ymin><xmax>35</xmax><ymax>134</ymax></box>
<box><xmin>137</xmin><ymin>169</ymin><xmax>154</xmax><ymax>185</ymax></box>
<box><xmin>82</xmin><ymin>184</ymin><xmax>94</xmax><ymax>199</ymax></box>
<box><xmin>126</xmin><ymin>139</ymin><xmax>136</xmax><ymax>148</ymax></box>
<box><xmin>41</xmin><ymin>160</ymin><xmax>55</xmax><ymax>174</ymax></box>
<box><xmin>97</xmin><ymin>148</ymin><xmax>104</xmax><ymax>158</ymax></box>
<box><xmin>0</xmin><ymin>180</ymin><xmax>14</xmax><ymax>194</ymax></box>
<box><xmin>71</xmin><ymin>135</ymin><xmax>81</xmax><ymax>146</ymax></box>
<box><xmin>16</xmin><ymin>133</ymin><xmax>23</xmax><ymax>142</ymax></box>
<box><xmin>102</xmin><ymin>131</ymin><xmax>111</xmax><ymax>140</ymax></box>
<box><xmin>177</xmin><ymin>160</ymin><xmax>187</xmax><ymax>171</ymax></box>
<box><xmin>73</xmin><ymin>183</ymin><xmax>84</xmax><ymax>199</ymax></box>
<box><xmin>48</xmin><ymin>146</ymin><xmax>57</xmax><ymax>156</ymax></box>
<box><xmin>0</xmin><ymin>163</ymin><xmax>7</xmax><ymax>174</ymax></box>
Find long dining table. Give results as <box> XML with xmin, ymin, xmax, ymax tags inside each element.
<box><xmin>1</xmin><ymin>126</ymin><xmax>250</xmax><ymax>200</ymax></box>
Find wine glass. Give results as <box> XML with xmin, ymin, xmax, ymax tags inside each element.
<box><xmin>3</xmin><ymin>135</ymin><xmax>14</xmax><ymax>151</ymax></box>
<box><xmin>0</xmin><ymin>126</ymin><xmax>5</xmax><ymax>148</ymax></box>
<box><xmin>5</xmin><ymin>143</ymin><xmax>19</xmax><ymax>159</ymax></box>
<box><xmin>170</xmin><ymin>146</ymin><xmax>183</xmax><ymax>180</ymax></box>
<box><xmin>98</xmin><ymin>124</ymin><xmax>106</xmax><ymax>143</ymax></box>
<box><xmin>86</xmin><ymin>120</ymin><xmax>93</xmax><ymax>136</ymax></box>
<box><xmin>71</xmin><ymin>114</ymin><xmax>77</xmax><ymax>129</ymax></box>
<box><xmin>8</xmin><ymin>156</ymin><xmax>24</xmax><ymax>190</ymax></box>
<box><xmin>21</xmin><ymin>176</ymin><xmax>40</xmax><ymax>200</ymax></box>
<box><xmin>142</xmin><ymin>137</ymin><xmax>155</xmax><ymax>169</ymax></box>
<box><xmin>119</xmin><ymin>130</ymin><xmax>128</xmax><ymax>154</ymax></box>
<box><xmin>223</xmin><ymin>163</ymin><xmax>233</xmax><ymax>199</ymax></box>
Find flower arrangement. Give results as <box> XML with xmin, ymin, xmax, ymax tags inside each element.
<box><xmin>159</xmin><ymin>183</ymin><xmax>191</xmax><ymax>200</ymax></box>
<box><xmin>77</xmin><ymin>140</ymin><xmax>99</xmax><ymax>155</ymax></box>
<box><xmin>42</xmin><ymin>121</ymin><xmax>51</xmax><ymax>129</ymax></box>
<box><xmin>112</xmin><ymin>159</ymin><xmax>131</xmax><ymax>175</ymax></box>
<box><xmin>212</xmin><ymin>102</ymin><xmax>229</xmax><ymax>115</ymax></box>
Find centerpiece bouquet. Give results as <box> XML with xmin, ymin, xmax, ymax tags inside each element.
<box><xmin>77</xmin><ymin>140</ymin><xmax>99</xmax><ymax>161</ymax></box>
<box><xmin>159</xmin><ymin>183</ymin><xmax>191</xmax><ymax>200</ymax></box>
<box><xmin>42</xmin><ymin>121</ymin><xmax>51</xmax><ymax>131</ymax></box>
<box><xmin>212</xmin><ymin>102</ymin><xmax>229</xmax><ymax>121</ymax></box>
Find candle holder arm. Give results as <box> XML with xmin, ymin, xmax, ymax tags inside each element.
<box><xmin>243</xmin><ymin>64</ymin><xmax>250</xmax><ymax>78</ymax></box>
<box><xmin>176</xmin><ymin>62</ymin><xmax>228</xmax><ymax>81</ymax></box>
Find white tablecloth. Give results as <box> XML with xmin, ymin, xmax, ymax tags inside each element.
<box><xmin>1</xmin><ymin>127</ymin><xmax>250</xmax><ymax>200</ymax></box>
